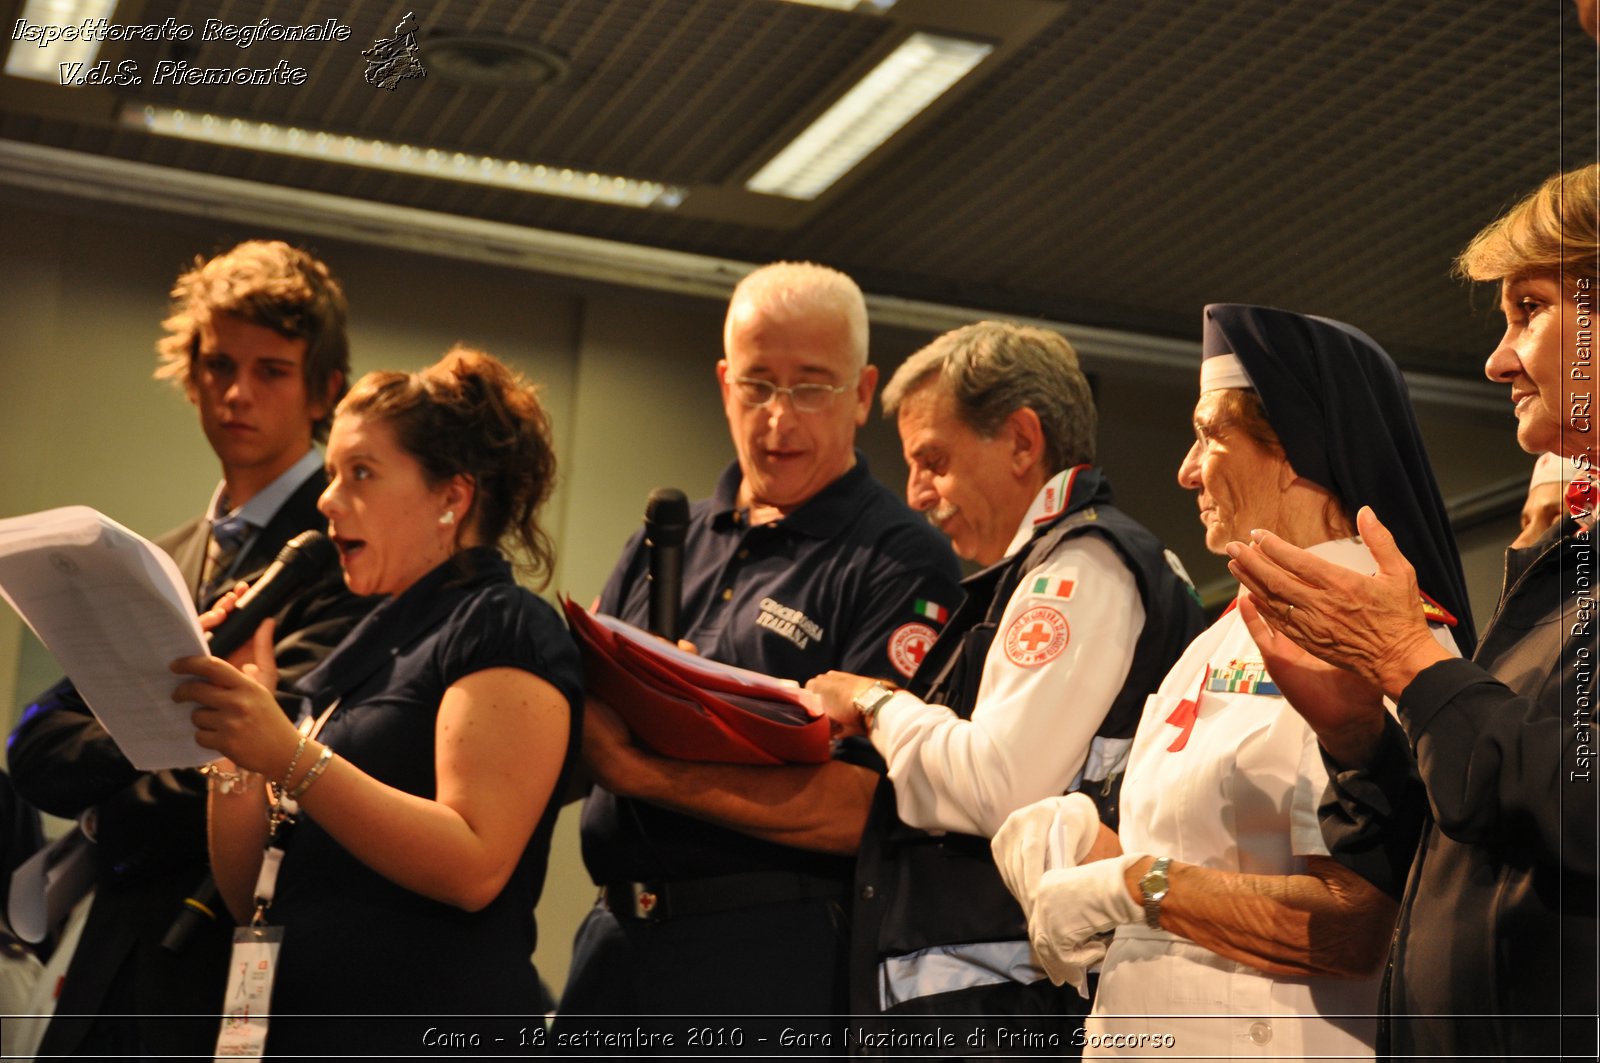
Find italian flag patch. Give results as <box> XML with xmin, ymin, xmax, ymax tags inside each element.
<box><xmin>1030</xmin><ymin>576</ymin><xmax>1076</xmax><ymax>600</ymax></box>
<box><xmin>913</xmin><ymin>599</ymin><xmax>949</xmax><ymax>624</ymax></box>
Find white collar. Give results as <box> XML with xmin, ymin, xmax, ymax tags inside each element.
<box><xmin>1001</xmin><ymin>467</ymin><xmax>1085</xmax><ymax>560</ymax></box>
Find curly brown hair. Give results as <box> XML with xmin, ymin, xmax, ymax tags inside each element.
<box><xmin>155</xmin><ymin>240</ymin><xmax>350</xmax><ymax>441</ymax></box>
<box><xmin>336</xmin><ymin>346</ymin><xmax>559</xmax><ymax>586</ymax></box>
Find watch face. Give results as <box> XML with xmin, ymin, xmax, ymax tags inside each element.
<box><xmin>854</xmin><ymin>684</ymin><xmax>890</xmax><ymax>712</ymax></box>
<box><xmin>1142</xmin><ymin>857</ymin><xmax>1171</xmax><ymax>929</ymax></box>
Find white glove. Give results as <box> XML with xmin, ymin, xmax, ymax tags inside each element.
<box><xmin>1028</xmin><ymin>853</ymin><xmax>1146</xmax><ymax>987</ymax></box>
<box><xmin>990</xmin><ymin>792</ymin><xmax>1101</xmax><ymax>919</ymax></box>
<box><xmin>1032</xmin><ymin>933</ymin><xmax>1106</xmax><ymax>1000</ymax></box>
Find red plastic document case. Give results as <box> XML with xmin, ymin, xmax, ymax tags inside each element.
<box><xmin>561</xmin><ymin>597</ymin><xmax>831</xmax><ymax>764</ymax></box>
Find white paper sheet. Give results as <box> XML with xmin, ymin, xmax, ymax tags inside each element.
<box><xmin>0</xmin><ymin>505</ymin><xmax>211</xmax><ymax>769</ymax></box>
<box><xmin>586</xmin><ymin>610</ymin><xmax>801</xmax><ymax>691</ymax></box>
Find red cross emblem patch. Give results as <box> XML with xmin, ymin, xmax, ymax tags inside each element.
<box><xmin>888</xmin><ymin>622</ymin><xmax>937</xmax><ymax>679</ymax></box>
<box><xmin>1003</xmin><ymin>605</ymin><xmax>1070</xmax><ymax>667</ymax></box>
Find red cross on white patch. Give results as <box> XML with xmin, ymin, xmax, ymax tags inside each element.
<box><xmin>889</xmin><ymin>622</ymin><xmax>937</xmax><ymax>679</ymax></box>
<box><xmin>1003</xmin><ymin>605</ymin><xmax>1070</xmax><ymax>667</ymax></box>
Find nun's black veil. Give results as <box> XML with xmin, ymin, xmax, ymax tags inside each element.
<box><xmin>1202</xmin><ymin>303</ymin><xmax>1476</xmax><ymax>653</ymax></box>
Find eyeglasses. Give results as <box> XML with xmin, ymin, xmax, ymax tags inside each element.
<box><xmin>731</xmin><ymin>376</ymin><xmax>852</xmax><ymax>413</ymax></box>
<box><xmin>1190</xmin><ymin>419</ymin><xmax>1240</xmax><ymax>449</ymax></box>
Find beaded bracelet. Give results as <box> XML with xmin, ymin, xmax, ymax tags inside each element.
<box><xmin>287</xmin><ymin>744</ymin><xmax>335</xmax><ymax>802</ymax></box>
<box><xmin>279</xmin><ymin>734</ymin><xmax>310</xmax><ymax>794</ymax></box>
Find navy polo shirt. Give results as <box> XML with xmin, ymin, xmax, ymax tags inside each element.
<box><xmin>581</xmin><ymin>452</ymin><xmax>962</xmax><ymax>884</ymax></box>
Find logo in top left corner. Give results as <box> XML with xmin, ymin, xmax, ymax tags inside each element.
<box><xmin>363</xmin><ymin>12</ymin><xmax>426</xmax><ymax>91</ymax></box>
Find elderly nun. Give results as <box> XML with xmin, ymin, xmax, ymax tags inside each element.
<box><xmin>992</xmin><ymin>304</ymin><xmax>1471</xmax><ymax>1059</ymax></box>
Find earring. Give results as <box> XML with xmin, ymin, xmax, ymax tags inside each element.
<box><xmin>438</xmin><ymin>511</ymin><xmax>455</xmax><ymax>526</ymax></box>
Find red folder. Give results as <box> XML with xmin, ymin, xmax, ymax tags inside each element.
<box><xmin>561</xmin><ymin>597</ymin><xmax>830</xmax><ymax>764</ymax></box>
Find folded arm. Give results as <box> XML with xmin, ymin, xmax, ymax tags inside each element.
<box><xmin>581</xmin><ymin>698</ymin><xmax>876</xmax><ymax>854</ymax></box>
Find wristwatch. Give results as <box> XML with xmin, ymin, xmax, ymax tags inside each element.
<box><xmin>1140</xmin><ymin>856</ymin><xmax>1172</xmax><ymax>929</ymax></box>
<box><xmin>851</xmin><ymin>682</ymin><xmax>897</xmax><ymax>731</ymax></box>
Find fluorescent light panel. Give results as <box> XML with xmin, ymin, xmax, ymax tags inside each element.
<box><xmin>745</xmin><ymin>31</ymin><xmax>992</xmax><ymax>200</ymax></box>
<box><xmin>4</xmin><ymin>0</ymin><xmax>117</xmax><ymax>82</ymax></box>
<box><xmin>119</xmin><ymin>104</ymin><xmax>688</xmax><ymax>210</ymax></box>
<box><xmin>780</xmin><ymin>0</ymin><xmax>898</xmax><ymax>11</ymax></box>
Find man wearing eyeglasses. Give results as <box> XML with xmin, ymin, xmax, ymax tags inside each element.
<box><xmin>560</xmin><ymin>261</ymin><xmax>962</xmax><ymax>1045</ymax></box>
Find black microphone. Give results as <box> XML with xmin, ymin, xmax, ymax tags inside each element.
<box><xmin>161</xmin><ymin>874</ymin><xmax>223</xmax><ymax>954</ymax></box>
<box><xmin>170</xmin><ymin>535</ymin><xmax>335</xmax><ymax>953</ymax></box>
<box><xmin>644</xmin><ymin>488</ymin><xmax>689</xmax><ymax>642</ymax></box>
<box><xmin>207</xmin><ymin>530</ymin><xmax>338</xmax><ymax>657</ymax></box>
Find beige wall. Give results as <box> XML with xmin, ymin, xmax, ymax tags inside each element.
<box><xmin>0</xmin><ymin>192</ymin><xmax>1527</xmax><ymax>994</ymax></box>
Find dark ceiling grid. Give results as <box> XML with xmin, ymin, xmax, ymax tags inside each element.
<box><xmin>963</xmin><ymin>4</ymin><xmax>1493</xmax><ymax>359</ymax></box>
<box><xmin>1293</xmin><ymin>60</ymin><xmax>1568</xmax><ymax>361</ymax></box>
<box><xmin>795</xmin><ymin>25</ymin><xmax>1065</xmax><ymax>281</ymax></box>
<box><xmin>471</xmin><ymin>96</ymin><xmax>586</xmax><ymax>182</ymax></box>
<box><xmin>806</xmin><ymin>5</ymin><xmax>1229</xmax><ymax>305</ymax></box>
<box><xmin>559</xmin><ymin>0</ymin><xmax>721</xmax><ymax>171</ymax></box>
<box><xmin>1</xmin><ymin>0</ymin><xmax>1593</xmax><ymax>378</ymax></box>
<box><xmin>517</xmin><ymin>0</ymin><xmax>657</xmax><ymax>161</ymax></box>
<box><xmin>632</xmin><ymin>7</ymin><xmax>869</xmax><ymax>185</ymax></box>
<box><xmin>902</xmin><ymin>23</ymin><xmax>1157</xmax><ymax>302</ymax></box>
<box><xmin>626</xmin><ymin>9</ymin><xmax>778</xmax><ymax>182</ymax></box>
<box><xmin>641</xmin><ymin>12</ymin><xmax>791</xmax><ymax>181</ymax></box>
<box><xmin>1196</xmin><ymin>9</ymin><xmax>1487</xmax><ymax>330</ymax></box>
<box><xmin>630</xmin><ymin>3</ymin><xmax>855</xmax><ymax>184</ymax></box>
<box><xmin>429</xmin><ymin>0</ymin><xmax>582</xmax><ymax>168</ymax></box>
<box><xmin>332</xmin><ymin>8</ymin><xmax>491</xmax><ymax>164</ymax></box>
<box><xmin>1052</xmin><ymin>17</ymin><xmax>1391</xmax><ymax>295</ymax></box>
<box><xmin>1564</xmin><ymin>35</ymin><xmax>1600</xmax><ymax>110</ymax></box>
<box><xmin>389</xmin><ymin>3</ymin><xmax>584</xmax><ymax>223</ymax></box>
<box><xmin>538</xmin><ymin>0</ymin><xmax>683</xmax><ymax>175</ymax></box>
<box><xmin>674</xmin><ymin>4</ymin><xmax>879</xmax><ymax>183</ymax></box>
<box><xmin>363</xmin><ymin>15</ymin><xmax>475</xmax><ymax>153</ymax></box>
<box><xmin>762</xmin><ymin>29</ymin><xmax>1071</xmax><ymax>304</ymax></box>
<box><xmin>509</xmin><ymin>0</ymin><xmax>637</xmax><ymax>166</ymax></box>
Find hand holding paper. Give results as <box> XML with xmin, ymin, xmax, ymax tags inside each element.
<box><xmin>0</xmin><ymin>506</ymin><xmax>213</xmax><ymax>769</ymax></box>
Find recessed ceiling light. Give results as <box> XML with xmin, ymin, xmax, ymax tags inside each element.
<box><xmin>4</xmin><ymin>0</ymin><xmax>118</xmax><ymax>83</ymax></box>
<box><xmin>119</xmin><ymin>104</ymin><xmax>687</xmax><ymax>210</ymax></box>
<box><xmin>416</xmin><ymin>35</ymin><xmax>568</xmax><ymax>90</ymax></box>
<box><xmin>745</xmin><ymin>32</ymin><xmax>992</xmax><ymax>201</ymax></box>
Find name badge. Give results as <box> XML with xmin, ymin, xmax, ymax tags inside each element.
<box><xmin>214</xmin><ymin>924</ymin><xmax>284</xmax><ymax>1059</ymax></box>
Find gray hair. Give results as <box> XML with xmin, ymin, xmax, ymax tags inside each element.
<box><xmin>883</xmin><ymin>321</ymin><xmax>1097</xmax><ymax>471</ymax></box>
<box><xmin>724</xmin><ymin>261</ymin><xmax>869</xmax><ymax>370</ymax></box>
